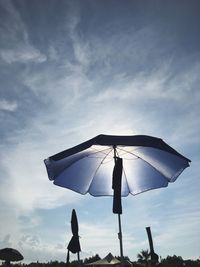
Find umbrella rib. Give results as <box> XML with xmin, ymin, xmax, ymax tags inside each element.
<box><xmin>116</xmin><ymin>146</ymin><xmax>144</xmax><ymax>158</ymax></box>
<box><xmin>88</xmin><ymin>146</ymin><xmax>114</xmax><ymax>158</ymax></box>
<box><xmin>70</xmin><ymin>147</ymin><xmax>113</xmax><ymax>166</ymax></box>
<box><xmin>117</xmin><ymin>147</ymin><xmax>171</xmax><ymax>180</ymax></box>
<box><xmin>87</xmin><ymin>147</ymin><xmax>114</xmax><ymax>191</ymax></box>
<box><xmin>122</xmin><ymin>166</ymin><xmax>131</xmax><ymax>196</ymax></box>
<box><xmin>51</xmin><ymin>147</ymin><xmax>113</xmax><ymax>183</ymax></box>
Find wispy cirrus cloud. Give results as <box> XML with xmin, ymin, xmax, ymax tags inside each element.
<box><xmin>0</xmin><ymin>99</ymin><xmax>18</xmax><ymax>111</ymax></box>
<box><xmin>0</xmin><ymin>47</ymin><xmax>46</xmax><ymax>64</ymax></box>
<box><xmin>88</xmin><ymin>59</ymin><xmax>200</xmax><ymax>104</ymax></box>
<box><xmin>0</xmin><ymin>0</ymin><xmax>46</xmax><ymax>64</ymax></box>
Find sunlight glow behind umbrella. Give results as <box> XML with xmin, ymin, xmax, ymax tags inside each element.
<box><xmin>45</xmin><ymin>135</ymin><xmax>190</xmax><ymax>196</ymax></box>
<box><xmin>44</xmin><ymin>134</ymin><xmax>191</xmax><ymax>259</ymax></box>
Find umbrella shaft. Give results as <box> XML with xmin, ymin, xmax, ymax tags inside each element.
<box><xmin>113</xmin><ymin>146</ymin><xmax>117</xmax><ymax>161</ymax></box>
<box><xmin>77</xmin><ymin>252</ymin><xmax>81</xmax><ymax>267</ymax></box>
<box><xmin>114</xmin><ymin>146</ymin><xmax>124</xmax><ymax>261</ymax></box>
<box><xmin>118</xmin><ymin>214</ymin><xmax>124</xmax><ymax>260</ymax></box>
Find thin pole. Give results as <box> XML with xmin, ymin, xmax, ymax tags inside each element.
<box><xmin>113</xmin><ymin>146</ymin><xmax>124</xmax><ymax>262</ymax></box>
<box><xmin>118</xmin><ymin>213</ymin><xmax>124</xmax><ymax>260</ymax></box>
<box><xmin>77</xmin><ymin>252</ymin><xmax>81</xmax><ymax>267</ymax></box>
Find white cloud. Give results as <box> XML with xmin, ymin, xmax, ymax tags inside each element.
<box><xmin>0</xmin><ymin>234</ymin><xmax>12</xmax><ymax>248</ymax></box>
<box><xmin>80</xmin><ymin>221</ymin><xmax>121</xmax><ymax>257</ymax></box>
<box><xmin>19</xmin><ymin>235</ymin><xmax>40</xmax><ymax>248</ymax></box>
<box><xmin>0</xmin><ymin>134</ymin><xmax>83</xmax><ymax>216</ymax></box>
<box><xmin>154</xmin><ymin>209</ymin><xmax>200</xmax><ymax>259</ymax></box>
<box><xmin>63</xmin><ymin>1</ymin><xmax>91</xmax><ymax>69</ymax></box>
<box><xmin>88</xmin><ymin>59</ymin><xmax>199</xmax><ymax>105</ymax></box>
<box><xmin>0</xmin><ymin>99</ymin><xmax>18</xmax><ymax>111</ymax></box>
<box><xmin>0</xmin><ymin>48</ymin><xmax>46</xmax><ymax>64</ymax></box>
<box><xmin>17</xmin><ymin>236</ymin><xmax>65</xmax><ymax>263</ymax></box>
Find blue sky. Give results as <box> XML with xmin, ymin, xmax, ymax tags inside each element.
<box><xmin>0</xmin><ymin>0</ymin><xmax>200</xmax><ymax>263</ymax></box>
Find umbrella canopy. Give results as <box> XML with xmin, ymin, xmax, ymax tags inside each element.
<box><xmin>0</xmin><ymin>248</ymin><xmax>23</xmax><ymax>262</ymax></box>
<box><xmin>44</xmin><ymin>134</ymin><xmax>191</xmax><ymax>198</ymax></box>
<box><xmin>44</xmin><ymin>134</ymin><xmax>191</xmax><ymax>259</ymax></box>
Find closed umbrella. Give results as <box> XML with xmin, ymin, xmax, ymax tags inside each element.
<box><xmin>67</xmin><ymin>209</ymin><xmax>81</xmax><ymax>266</ymax></box>
<box><xmin>44</xmin><ymin>134</ymin><xmax>191</xmax><ymax>259</ymax></box>
<box><xmin>146</xmin><ymin>227</ymin><xmax>159</xmax><ymax>265</ymax></box>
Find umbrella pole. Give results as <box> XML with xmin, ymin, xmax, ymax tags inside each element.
<box><xmin>77</xmin><ymin>252</ymin><xmax>81</xmax><ymax>267</ymax></box>
<box><xmin>113</xmin><ymin>146</ymin><xmax>124</xmax><ymax>262</ymax></box>
<box><xmin>118</xmin><ymin>213</ymin><xmax>124</xmax><ymax>261</ymax></box>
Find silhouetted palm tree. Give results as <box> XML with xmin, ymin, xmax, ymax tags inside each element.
<box><xmin>137</xmin><ymin>249</ymin><xmax>151</xmax><ymax>267</ymax></box>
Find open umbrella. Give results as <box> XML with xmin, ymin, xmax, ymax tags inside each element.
<box><xmin>67</xmin><ymin>209</ymin><xmax>81</xmax><ymax>266</ymax></box>
<box><xmin>44</xmin><ymin>134</ymin><xmax>191</xmax><ymax>259</ymax></box>
<box><xmin>146</xmin><ymin>227</ymin><xmax>159</xmax><ymax>265</ymax></box>
<box><xmin>0</xmin><ymin>248</ymin><xmax>23</xmax><ymax>267</ymax></box>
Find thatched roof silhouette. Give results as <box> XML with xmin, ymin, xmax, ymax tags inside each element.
<box><xmin>85</xmin><ymin>253</ymin><xmax>120</xmax><ymax>266</ymax></box>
